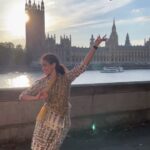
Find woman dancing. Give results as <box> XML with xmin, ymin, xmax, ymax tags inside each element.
<box><xmin>19</xmin><ymin>35</ymin><xmax>106</xmax><ymax>150</ymax></box>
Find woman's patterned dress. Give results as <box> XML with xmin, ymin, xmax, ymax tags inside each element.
<box><xmin>19</xmin><ymin>62</ymin><xmax>87</xmax><ymax>150</ymax></box>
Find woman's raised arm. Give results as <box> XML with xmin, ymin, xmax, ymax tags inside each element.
<box><xmin>82</xmin><ymin>35</ymin><xmax>107</xmax><ymax>66</ymax></box>
<box><xmin>66</xmin><ymin>35</ymin><xmax>107</xmax><ymax>83</ymax></box>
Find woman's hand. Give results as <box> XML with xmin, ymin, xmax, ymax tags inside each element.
<box><xmin>81</xmin><ymin>34</ymin><xmax>107</xmax><ymax>67</ymax></box>
<box><xmin>34</xmin><ymin>92</ymin><xmax>42</xmax><ymax>100</ymax></box>
<box><xmin>94</xmin><ymin>35</ymin><xmax>107</xmax><ymax>47</ymax></box>
<box><xmin>36</xmin><ymin>90</ymin><xmax>49</xmax><ymax>100</ymax></box>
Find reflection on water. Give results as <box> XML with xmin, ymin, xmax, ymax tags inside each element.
<box><xmin>0</xmin><ymin>72</ymin><xmax>43</xmax><ymax>89</ymax></box>
<box><xmin>0</xmin><ymin>70</ymin><xmax>150</xmax><ymax>89</ymax></box>
<box><xmin>7</xmin><ymin>75</ymin><xmax>30</xmax><ymax>88</ymax></box>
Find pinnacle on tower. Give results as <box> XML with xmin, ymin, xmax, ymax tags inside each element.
<box><xmin>90</xmin><ymin>34</ymin><xmax>95</xmax><ymax>48</ymax></box>
<box><xmin>125</xmin><ymin>33</ymin><xmax>131</xmax><ymax>46</ymax></box>
<box><xmin>106</xmin><ymin>19</ymin><xmax>118</xmax><ymax>48</ymax></box>
<box><xmin>33</xmin><ymin>1</ymin><xmax>37</xmax><ymax>9</ymax></box>
<box><xmin>29</xmin><ymin>0</ymin><xmax>31</xmax><ymax>6</ymax></box>
<box><xmin>90</xmin><ymin>34</ymin><xmax>94</xmax><ymax>40</ymax></box>
<box><xmin>25</xmin><ymin>0</ymin><xmax>28</xmax><ymax>9</ymax></box>
<box><xmin>112</xmin><ymin>18</ymin><xmax>116</xmax><ymax>33</ymax></box>
<box><xmin>38</xmin><ymin>2</ymin><xmax>40</xmax><ymax>9</ymax></box>
<box><xmin>113</xmin><ymin>18</ymin><xmax>115</xmax><ymax>25</ymax></box>
<box><xmin>41</xmin><ymin>0</ymin><xmax>44</xmax><ymax>10</ymax></box>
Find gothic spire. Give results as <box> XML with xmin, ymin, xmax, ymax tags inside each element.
<box><xmin>90</xmin><ymin>34</ymin><xmax>95</xmax><ymax>48</ymax></box>
<box><xmin>41</xmin><ymin>0</ymin><xmax>44</xmax><ymax>10</ymax></box>
<box><xmin>38</xmin><ymin>1</ymin><xmax>40</xmax><ymax>9</ymax></box>
<box><xmin>125</xmin><ymin>33</ymin><xmax>131</xmax><ymax>46</ymax></box>
<box><xmin>29</xmin><ymin>0</ymin><xmax>31</xmax><ymax>5</ymax></box>
<box><xmin>33</xmin><ymin>0</ymin><xmax>37</xmax><ymax>9</ymax></box>
<box><xmin>112</xmin><ymin>18</ymin><xmax>116</xmax><ymax>33</ymax></box>
<box><xmin>25</xmin><ymin>0</ymin><xmax>28</xmax><ymax>9</ymax></box>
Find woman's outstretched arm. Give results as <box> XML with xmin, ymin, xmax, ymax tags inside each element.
<box><xmin>19</xmin><ymin>91</ymin><xmax>41</xmax><ymax>101</ymax></box>
<box><xmin>82</xmin><ymin>35</ymin><xmax>107</xmax><ymax>66</ymax></box>
<box><xmin>66</xmin><ymin>35</ymin><xmax>107</xmax><ymax>82</ymax></box>
<box><xmin>19</xmin><ymin>79</ymin><xmax>48</xmax><ymax>101</ymax></box>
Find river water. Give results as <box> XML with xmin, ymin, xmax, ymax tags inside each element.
<box><xmin>0</xmin><ymin>70</ymin><xmax>150</xmax><ymax>89</ymax></box>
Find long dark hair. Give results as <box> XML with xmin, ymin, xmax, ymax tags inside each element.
<box><xmin>41</xmin><ymin>53</ymin><xmax>65</xmax><ymax>75</ymax></box>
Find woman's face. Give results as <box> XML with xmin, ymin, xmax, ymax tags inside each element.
<box><xmin>41</xmin><ymin>60</ymin><xmax>56</xmax><ymax>76</ymax></box>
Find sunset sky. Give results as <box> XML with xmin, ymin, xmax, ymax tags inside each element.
<box><xmin>0</xmin><ymin>0</ymin><xmax>150</xmax><ymax>47</ymax></box>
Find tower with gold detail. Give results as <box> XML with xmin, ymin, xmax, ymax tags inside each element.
<box><xmin>25</xmin><ymin>0</ymin><xmax>45</xmax><ymax>64</ymax></box>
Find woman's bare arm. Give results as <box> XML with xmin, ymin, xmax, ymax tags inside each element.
<box><xmin>19</xmin><ymin>93</ymin><xmax>39</xmax><ymax>101</ymax></box>
<box><xmin>66</xmin><ymin>35</ymin><xmax>107</xmax><ymax>83</ymax></box>
<box><xmin>19</xmin><ymin>79</ymin><xmax>49</xmax><ymax>101</ymax></box>
<box><xmin>82</xmin><ymin>35</ymin><xmax>107</xmax><ymax>66</ymax></box>
<box><xmin>19</xmin><ymin>90</ymin><xmax>48</xmax><ymax>101</ymax></box>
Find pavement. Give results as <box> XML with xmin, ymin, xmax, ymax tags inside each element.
<box><xmin>1</xmin><ymin>121</ymin><xmax>150</xmax><ymax>150</ymax></box>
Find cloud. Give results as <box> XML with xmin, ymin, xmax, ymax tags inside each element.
<box><xmin>0</xmin><ymin>0</ymin><xmax>136</xmax><ymax>33</ymax></box>
<box><xmin>53</xmin><ymin>15</ymin><xmax>150</xmax><ymax>36</ymax></box>
<box><xmin>45</xmin><ymin>0</ymin><xmax>135</xmax><ymax>31</ymax></box>
<box><xmin>131</xmin><ymin>39</ymin><xmax>144</xmax><ymax>46</ymax></box>
<box><xmin>46</xmin><ymin>1</ymin><xmax>55</xmax><ymax>7</ymax></box>
<box><xmin>131</xmin><ymin>8</ymin><xmax>143</xmax><ymax>14</ymax></box>
<box><xmin>54</xmin><ymin>15</ymin><xmax>150</xmax><ymax>31</ymax></box>
<box><xmin>117</xmin><ymin>16</ymin><xmax>150</xmax><ymax>25</ymax></box>
<box><xmin>57</xmin><ymin>19</ymin><xmax>110</xmax><ymax>30</ymax></box>
<box><xmin>2</xmin><ymin>0</ymin><xmax>147</xmax><ymax>47</ymax></box>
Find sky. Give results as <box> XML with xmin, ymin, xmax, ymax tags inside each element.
<box><xmin>0</xmin><ymin>0</ymin><xmax>150</xmax><ymax>47</ymax></box>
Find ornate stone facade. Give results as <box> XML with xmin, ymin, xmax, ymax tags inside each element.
<box><xmin>25</xmin><ymin>1</ymin><xmax>150</xmax><ymax>68</ymax></box>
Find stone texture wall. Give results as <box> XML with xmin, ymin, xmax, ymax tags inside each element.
<box><xmin>1</xmin><ymin>82</ymin><xmax>150</xmax><ymax>142</ymax></box>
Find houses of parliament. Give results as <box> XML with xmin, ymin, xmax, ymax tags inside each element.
<box><xmin>25</xmin><ymin>0</ymin><xmax>150</xmax><ymax>68</ymax></box>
